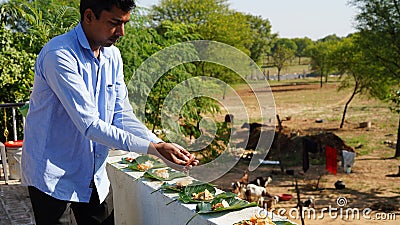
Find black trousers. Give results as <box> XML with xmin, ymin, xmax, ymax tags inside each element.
<box><xmin>28</xmin><ymin>186</ymin><xmax>114</xmax><ymax>225</ymax></box>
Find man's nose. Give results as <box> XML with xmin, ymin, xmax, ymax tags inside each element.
<box><xmin>116</xmin><ymin>24</ymin><xmax>125</xmax><ymax>36</ymax></box>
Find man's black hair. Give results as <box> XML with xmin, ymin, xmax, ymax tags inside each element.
<box><xmin>80</xmin><ymin>0</ymin><xmax>136</xmax><ymax>21</ymax></box>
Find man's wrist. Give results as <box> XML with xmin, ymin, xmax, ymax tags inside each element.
<box><xmin>147</xmin><ymin>142</ymin><xmax>162</xmax><ymax>155</ymax></box>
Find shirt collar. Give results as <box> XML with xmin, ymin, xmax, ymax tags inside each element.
<box><xmin>75</xmin><ymin>23</ymin><xmax>112</xmax><ymax>59</ymax></box>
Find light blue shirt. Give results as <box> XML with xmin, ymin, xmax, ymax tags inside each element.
<box><xmin>21</xmin><ymin>23</ymin><xmax>162</xmax><ymax>203</ymax></box>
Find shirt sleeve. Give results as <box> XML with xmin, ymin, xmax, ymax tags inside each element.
<box><xmin>41</xmin><ymin>49</ymin><xmax>152</xmax><ymax>154</ymax></box>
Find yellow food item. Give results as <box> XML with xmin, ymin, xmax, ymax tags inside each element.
<box><xmin>255</xmin><ymin>213</ymin><xmax>275</xmax><ymax>225</ymax></box>
<box><xmin>236</xmin><ymin>214</ymin><xmax>276</xmax><ymax>225</ymax></box>
<box><xmin>249</xmin><ymin>215</ymin><xmax>258</xmax><ymax>224</ymax></box>
<box><xmin>175</xmin><ymin>178</ymin><xmax>192</xmax><ymax>187</ymax></box>
<box><xmin>137</xmin><ymin>160</ymin><xmax>154</xmax><ymax>171</ymax></box>
<box><xmin>192</xmin><ymin>189</ymin><xmax>214</xmax><ymax>200</ymax></box>
<box><xmin>211</xmin><ymin>199</ymin><xmax>229</xmax><ymax>210</ymax></box>
<box><xmin>155</xmin><ymin>169</ymin><xmax>169</xmax><ymax>179</ymax></box>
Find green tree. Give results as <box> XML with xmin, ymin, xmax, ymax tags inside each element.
<box><xmin>0</xmin><ymin>25</ymin><xmax>36</xmax><ymax>103</ymax></box>
<box><xmin>244</xmin><ymin>14</ymin><xmax>277</xmax><ymax>64</ymax></box>
<box><xmin>0</xmin><ymin>0</ymin><xmax>79</xmax><ymax>141</ymax></box>
<box><xmin>150</xmin><ymin>0</ymin><xmax>251</xmax><ymax>51</ymax></box>
<box><xmin>118</xmin><ymin>17</ymin><xmax>199</xmax><ymax>127</ymax></box>
<box><xmin>117</xmin><ymin>14</ymin><xmax>222</xmax><ymax>143</ymax></box>
<box><xmin>270</xmin><ymin>38</ymin><xmax>297</xmax><ymax>81</ymax></box>
<box><xmin>150</xmin><ymin>0</ymin><xmax>253</xmax><ymax>84</ymax></box>
<box><xmin>1</xmin><ymin>0</ymin><xmax>79</xmax><ymax>53</ymax></box>
<box><xmin>318</xmin><ymin>34</ymin><xmax>342</xmax><ymax>42</ymax></box>
<box><xmin>292</xmin><ymin>37</ymin><xmax>314</xmax><ymax>65</ymax></box>
<box><xmin>307</xmin><ymin>40</ymin><xmax>337</xmax><ymax>87</ymax></box>
<box><xmin>332</xmin><ymin>35</ymin><xmax>391</xmax><ymax>128</ymax></box>
<box><xmin>350</xmin><ymin>0</ymin><xmax>400</xmax><ymax>157</ymax></box>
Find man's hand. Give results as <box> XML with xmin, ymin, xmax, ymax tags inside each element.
<box><xmin>147</xmin><ymin>142</ymin><xmax>199</xmax><ymax>170</ymax></box>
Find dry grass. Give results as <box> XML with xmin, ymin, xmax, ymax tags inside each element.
<box><xmin>229</xmin><ymin>77</ymin><xmax>398</xmax><ymax>156</ymax></box>
<box><xmin>212</xmin><ymin>76</ymin><xmax>400</xmax><ymax>225</ymax></box>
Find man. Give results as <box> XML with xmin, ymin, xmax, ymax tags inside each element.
<box><xmin>21</xmin><ymin>0</ymin><xmax>198</xmax><ymax>224</ymax></box>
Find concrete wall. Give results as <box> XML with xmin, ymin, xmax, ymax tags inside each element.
<box><xmin>106</xmin><ymin>151</ymin><xmax>293</xmax><ymax>225</ymax></box>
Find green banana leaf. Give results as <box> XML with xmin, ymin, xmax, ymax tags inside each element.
<box><xmin>178</xmin><ymin>183</ymin><xmax>217</xmax><ymax>203</ymax></box>
<box><xmin>159</xmin><ymin>182</ymin><xmax>183</xmax><ymax>193</ymax></box>
<box><xmin>196</xmin><ymin>196</ymin><xmax>258</xmax><ymax>214</ymax></box>
<box><xmin>143</xmin><ymin>168</ymin><xmax>187</xmax><ymax>181</ymax></box>
<box><xmin>159</xmin><ymin>180</ymin><xmax>206</xmax><ymax>193</ymax></box>
<box><xmin>121</xmin><ymin>155</ymin><xmax>166</xmax><ymax>171</ymax></box>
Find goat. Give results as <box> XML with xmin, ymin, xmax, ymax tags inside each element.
<box><xmin>298</xmin><ymin>196</ymin><xmax>315</xmax><ymax>209</ymax></box>
<box><xmin>231</xmin><ymin>181</ymin><xmax>247</xmax><ymax>200</ymax></box>
<box><xmin>245</xmin><ymin>184</ymin><xmax>273</xmax><ymax>207</ymax></box>
<box><xmin>238</xmin><ymin>170</ymin><xmax>249</xmax><ymax>185</ymax></box>
<box><xmin>231</xmin><ymin>170</ymin><xmax>249</xmax><ymax>200</ymax></box>
<box><xmin>262</xmin><ymin>195</ymin><xmax>280</xmax><ymax>211</ymax></box>
<box><xmin>248</xmin><ymin>175</ymin><xmax>272</xmax><ymax>188</ymax></box>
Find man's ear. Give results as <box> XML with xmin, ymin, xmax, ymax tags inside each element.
<box><xmin>84</xmin><ymin>9</ymin><xmax>94</xmax><ymax>23</ymax></box>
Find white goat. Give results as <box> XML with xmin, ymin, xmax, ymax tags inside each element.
<box><xmin>245</xmin><ymin>184</ymin><xmax>273</xmax><ymax>207</ymax></box>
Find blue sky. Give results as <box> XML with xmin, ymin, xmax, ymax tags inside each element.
<box><xmin>136</xmin><ymin>0</ymin><xmax>357</xmax><ymax>40</ymax></box>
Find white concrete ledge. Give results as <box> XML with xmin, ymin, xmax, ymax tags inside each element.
<box><xmin>107</xmin><ymin>151</ymin><xmax>294</xmax><ymax>225</ymax></box>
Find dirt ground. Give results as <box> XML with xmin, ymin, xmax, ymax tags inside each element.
<box><xmin>210</xmin><ymin>81</ymin><xmax>400</xmax><ymax>224</ymax></box>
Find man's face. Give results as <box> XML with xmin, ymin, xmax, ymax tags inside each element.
<box><xmin>85</xmin><ymin>6</ymin><xmax>130</xmax><ymax>49</ymax></box>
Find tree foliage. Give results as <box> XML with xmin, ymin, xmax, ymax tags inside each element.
<box><xmin>149</xmin><ymin>0</ymin><xmax>257</xmax><ymax>85</ymax></box>
<box><xmin>270</xmin><ymin>38</ymin><xmax>297</xmax><ymax>81</ymax></box>
<box><xmin>1</xmin><ymin>0</ymin><xmax>79</xmax><ymax>53</ymax></box>
<box><xmin>350</xmin><ymin>0</ymin><xmax>400</xmax><ymax>157</ymax></box>
<box><xmin>307</xmin><ymin>39</ymin><xmax>338</xmax><ymax>86</ymax></box>
<box><xmin>0</xmin><ymin>25</ymin><xmax>35</xmax><ymax>103</ymax></box>
<box><xmin>292</xmin><ymin>37</ymin><xmax>314</xmax><ymax>64</ymax></box>
<box><xmin>150</xmin><ymin>0</ymin><xmax>252</xmax><ymax>52</ymax></box>
<box><xmin>332</xmin><ymin>35</ymin><xmax>391</xmax><ymax>128</ymax></box>
<box><xmin>244</xmin><ymin>14</ymin><xmax>277</xmax><ymax>64</ymax></box>
<box><xmin>117</xmin><ymin>12</ymin><xmax>222</xmax><ymax>142</ymax></box>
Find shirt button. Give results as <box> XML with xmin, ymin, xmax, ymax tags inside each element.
<box><xmin>96</xmin><ymin>154</ymin><xmax>100</xmax><ymax>158</ymax></box>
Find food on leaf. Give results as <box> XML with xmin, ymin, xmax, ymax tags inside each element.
<box><xmin>155</xmin><ymin>168</ymin><xmax>170</xmax><ymax>179</ymax></box>
<box><xmin>144</xmin><ymin>168</ymin><xmax>187</xmax><ymax>181</ymax></box>
<box><xmin>234</xmin><ymin>213</ymin><xmax>278</xmax><ymax>225</ymax></box>
<box><xmin>211</xmin><ymin>199</ymin><xmax>229</xmax><ymax>210</ymax></box>
<box><xmin>192</xmin><ymin>189</ymin><xmax>214</xmax><ymax>201</ymax></box>
<box><xmin>121</xmin><ymin>157</ymin><xmax>134</xmax><ymax>164</ymax></box>
<box><xmin>196</xmin><ymin>196</ymin><xmax>258</xmax><ymax>214</ymax></box>
<box><xmin>176</xmin><ymin>178</ymin><xmax>193</xmax><ymax>187</ymax></box>
<box><xmin>137</xmin><ymin>160</ymin><xmax>154</xmax><ymax>171</ymax></box>
<box><xmin>124</xmin><ymin>155</ymin><xmax>166</xmax><ymax>172</ymax></box>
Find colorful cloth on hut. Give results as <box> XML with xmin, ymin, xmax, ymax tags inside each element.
<box><xmin>325</xmin><ymin>146</ymin><xmax>337</xmax><ymax>175</ymax></box>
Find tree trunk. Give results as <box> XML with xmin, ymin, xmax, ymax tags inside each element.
<box><xmin>276</xmin><ymin>114</ymin><xmax>284</xmax><ymax>172</ymax></box>
<box><xmin>395</xmin><ymin>115</ymin><xmax>400</xmax><ymax>157</ymax></box>
<box><xmin>340</xmin><ymin>83</ymin><xmax>358</xmax><ymax>128</ymax></box>
<box><xmin>277</xmin><ymin>68</ymin><xmax>281</xmax><ymax>81</ymax></box>
<box><xmin>320</xmin><ymin>71</ymin><xmax>323</xmax><ymax>88</ymax></box>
